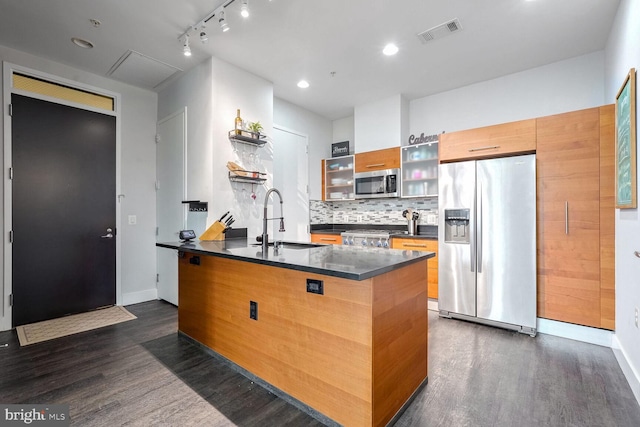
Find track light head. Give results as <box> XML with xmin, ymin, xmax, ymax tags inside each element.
<box><xmin>182</xmin><ymin>35</ymin><xmax>191</xmax><ymax>56</ymax></box>
<box><xmin>200</xmin><ymin>31</ymin><xmax>208</xmax><ymax>43</ymax></box>
<box><xmin>241</xmin><ymin>0</ymin><xmax>249</xmax><ymax>18</ymax></box>
<box><xmin>218</xmin><ymin>10</ymin><xmax>230</xmax><ymax>32</ymax></box>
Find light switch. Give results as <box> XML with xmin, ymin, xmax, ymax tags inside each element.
<box><xmin>128</xmin><ymin>215</ymin><xmax>137</xmax><ymax>225</ymax></box>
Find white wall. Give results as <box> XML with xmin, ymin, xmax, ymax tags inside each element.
<box><xmin>332</xmin><ymin>116</ymin><xmax>354</xmax><ymax>148</ymax></box>
<box><xmin>410</xmin><ymin>51</ymin><xmax>606</xmax><ymax>135</ymax></box>
<box><xmin>0</xmin><ymin>44</ymin><xmax>158</xmax><ymax>315</ymax></box>
<box><xmin>158</xmin><ymin>56</ymin><xmax>274</xmax><ymax>240</ymax></box>
<box><xmin>274</xmin><ymin>97</ymin><xmax>332</xmax><ymax>201</ymax></box>
<box><xmin>157</xmin><ymin>59</ymin><xmax>213</xmax><ymax>208</ymax></box>
<box><xmin>354</xmin><ymin>94</ymin><xmax>409</xmax><ymax>152</ymax></box>
<box><xmin>605</xmin><ymin>0</ymin><xmax>640</xmax><ymax>404</ymax></box>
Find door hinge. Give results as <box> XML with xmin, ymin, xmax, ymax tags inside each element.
<box><xmin>155</xmin><ymin>180</ymin><xmax>160</xmax><ymax>191</ymax></box>
<box><xmin>155</xmin><ymin>134</ymin><xmax>160</xmax><ymax>144</ymax></box>
<box><xmin>8</xmin><ymin>230</ymin><xmax>13</xmax><ymax>243</ymax></box>
<box><xmin>8</xmin><ymin>167</ymin><xmax>13</xmax><ymax>180</ymax></box>
<box><xmin>156</xmin><ymin>274</ymin><xmax>159</xmax><ymax>283</ymax></box>
<box><xmin>9</xmin><ymin>294</ymin><xmax>13</xmax><ymax>307</ymax></box>
<box><xmin>8</xmin><ymin>104</ymin><xmax>12</xmax><ymax>117</ymax></box>
<box><xmin>156</xmin><ymin>227</ymin><xmax>159</xmax><ymax>236</ymax></box>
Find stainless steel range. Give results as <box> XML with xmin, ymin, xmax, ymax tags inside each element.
<box><xmin>340</xmin><ymin>230</ymin><xmax>404</xmax><ymax>249</ymax></box>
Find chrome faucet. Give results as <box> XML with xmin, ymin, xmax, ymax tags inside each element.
<box><xmin>261</xmin><ymin>188</ymin><xmax>285</xmax><ymax>252</ymax></box>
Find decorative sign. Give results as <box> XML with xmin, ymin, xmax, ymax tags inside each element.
<box><xmin>615</xmin><ymin>68</ymin><xmax>637</xmax><ymax>209</ymax></box>
<box><xmin>408</xmin><ymin>133</ymin><xmax>439</xmax><ymax>145</ymax></box>
<box><xmin>331</xmin><ymin>141</ymin><xmax>350</xmax><ymax>157</ymax></box>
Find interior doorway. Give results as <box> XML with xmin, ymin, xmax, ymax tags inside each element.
<box><xmin>272</xmin><ymin>126</ymin><xmax>309</xmax><ymax>242</ymax></box>
<box><xmin>156</xmin><ymin>109</ymin><xmax>186</xmax><ymax>306</ymax></box>
<box><xmin>11</xmin><ymin>94</ymin><xmax>117</xmax><ymax>326</ymax></box>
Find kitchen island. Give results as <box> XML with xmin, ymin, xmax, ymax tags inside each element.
<box><xmin>156</xmin><ymin>239</ymin><xmax>434</xmax><ymax>426</ymax></box>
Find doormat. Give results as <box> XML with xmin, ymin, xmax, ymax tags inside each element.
<box><xmin>16</xmin><ymin>306</ymin><xmax>137</xmax><ymax>346</ymax></box>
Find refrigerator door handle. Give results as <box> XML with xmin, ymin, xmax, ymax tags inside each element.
<box><xmin>470</xmin><ymin>181</ymin><xmax>477</xmax><ymax>273</ymax></box>
<box><xmin>477</xmin><ymin>181</ymin><xmax>482</xmax><ymax>274</ymax></box>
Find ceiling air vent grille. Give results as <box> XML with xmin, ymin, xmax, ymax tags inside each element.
<box><xmin>418</xmin><ymin>18</ymin><xmax>463</xmax><ymax>44</ymax></box>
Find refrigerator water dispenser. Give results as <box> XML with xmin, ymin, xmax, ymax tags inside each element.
<box><xmin>444</xmin><ymin>209</ymin><xmax>470</xmax><ymax>243</ymax></box>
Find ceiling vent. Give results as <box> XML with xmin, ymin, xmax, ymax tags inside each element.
<box><xmin>417</xmin><ymin>18</ymin><xmax>463</xmax><ymax>43</ymax></box>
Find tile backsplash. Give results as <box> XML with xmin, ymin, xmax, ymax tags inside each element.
<box><xmin>310</xmin><ymin>198</ymin><xmax>438</xmax><ymax>225</ymax></box>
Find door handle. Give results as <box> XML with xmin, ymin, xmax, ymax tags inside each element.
<box><xmin>101</xmin><ymin>228</ymin><xmax>114</xmax><ymax>239</ymax></box>
<box><xmin>477</xmin><ymin>181</ymin><xmax>482</xmax><ymax>274</ymax></box>
<box><xmin>565</xmin><ymin>201</ymin><xmax>569</xmax><ymax>235</ymax></box>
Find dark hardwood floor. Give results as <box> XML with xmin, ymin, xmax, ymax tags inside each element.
<box><xmin>1</xmin><ymin>300</ymin><xmax>639</xmax><ymax>426</ymax></box>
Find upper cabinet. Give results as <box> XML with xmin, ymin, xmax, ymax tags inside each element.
<box><xmin>439</xmin><ymin>119</ymin><xmax>536</xmax><ymax>162</ymax></box>
<box><xmin>401</xmin><ymin>141</ymin><xmax>438</xmax><ymax>198</ymax></box>
<box><xmin>354</xmin><ymin>147</ymin><xmax>400</xmax><ymax>172</ymax></box>
<box><xmin>324</xmin><ymin>155</ymin><xmax>355</xmax><ymax>201</ymax></box>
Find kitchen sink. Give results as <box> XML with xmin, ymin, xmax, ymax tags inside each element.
<box><xmin>251</xmin><ymin>241</ymin><xmax>325</xmax><ymax>249</ymax></box>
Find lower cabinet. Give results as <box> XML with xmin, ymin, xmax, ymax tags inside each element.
<box><xmin>391</xmin><ymin>238</ymin><xmax>438</xmax><ymax>299</ymax></box>
<box><xmin>310</xmin><ymin>233</ymin><xmax>342</xmax><ymax>245</ymax></box>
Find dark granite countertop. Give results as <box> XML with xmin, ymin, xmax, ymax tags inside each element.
<box><xmin>156</xmin><ymin>238</ymin><xmax>434</xmax><ymax>281</ymax></box>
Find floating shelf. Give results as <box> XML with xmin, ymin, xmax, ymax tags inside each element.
<box><xmin>228</xmin><ymin>130</ymin><xmax>268</xmax><ymax>147</ymax></box>
<box><xmin>228</xmin><ymin>171</ymin><xmax>267</xmax><ymax>184</ymax></box>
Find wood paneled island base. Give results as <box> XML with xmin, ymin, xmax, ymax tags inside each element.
<box><xmin>178</xmin><ymin>252</ymin><xmax>428</xmax><ymax>427</ymax></box>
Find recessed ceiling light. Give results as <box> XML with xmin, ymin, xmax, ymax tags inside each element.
<box><xmin>297</xmin><ymin>80</ymin><xmax>310</xmax><ymax>89</ymax></box>
<box><xmin>71</xmin><ymin>37</ymin><xmax>94</xmax><ymax>49</ymax></box>
<box><xmin>383</xmin><ymin>43</ymin><xmax>399</xmax><ymax>56</ymax></box>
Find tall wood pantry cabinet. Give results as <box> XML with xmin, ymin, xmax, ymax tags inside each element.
<box><xmin>536</xmin><ymin>105</ymin><xmax>615</xmax><ymax>330</ymax></box>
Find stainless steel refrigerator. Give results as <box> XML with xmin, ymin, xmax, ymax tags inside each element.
<box><xmin>438</xmin><ymin>154</ymin><xmax>537</xmax><ymax>336</ymax></box>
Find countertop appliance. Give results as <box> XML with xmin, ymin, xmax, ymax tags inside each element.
<box><xmin>354</xmin><ymin>168</ymin><xmax>399</xmax><ymax>199</ymax></box>
<box><xmin>438</xmin><ymin>154</ymin><xmax>537</xmax><ymax>336</ymax></box>
<box><xmin>340</xmin><ymin>230</ymin><xmax>403</xmax><ymax>248</ymax></box>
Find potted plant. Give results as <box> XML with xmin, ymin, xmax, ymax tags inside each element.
<box><xmin>247</xmin><ymin>121</ymin><xmax>263</xmax><ymax>139</ymax></box>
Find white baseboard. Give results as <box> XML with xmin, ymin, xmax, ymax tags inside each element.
<box><xmin>121</xmin><ymin>288</ymin><xmax>158</xmax><ymax>306</ymax></box>
<box><xmin>537</xmin><ymin>318</ymin><xmax>613</xmax><ymax>347</ymax></box>
<box><xmin>428</xmin><ymin>300</ymin><xmax>438</xmax><ymax>311</ymax></box>
<box><xmin>612</xmin><ymin>335</ymin><xmax>640</xmax><ymax>407</ymax></box>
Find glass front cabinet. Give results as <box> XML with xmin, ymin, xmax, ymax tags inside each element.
<box><xmin>324</xmin><ymin>155</ymin><xmax>355</xmax><ymax>200</ymax></box>
<box><xmin>401</xmin><ymin>141</ymin><xmax>438</xmax><ymax>198</ymax></box>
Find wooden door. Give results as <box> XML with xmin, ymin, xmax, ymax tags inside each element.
<box><xmin>536</xmin><ymin>108</ymin><xmax>601</xmax><ymax>327</ymax></box>
<box><xmin>12</xmin><ymin>94</ymin><xmax>116</xmax><ymax>326</ymax></box>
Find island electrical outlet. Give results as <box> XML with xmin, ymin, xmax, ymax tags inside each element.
<box><xmin>250</xmin><ymin>301</ymin><xmax>258</xmax><ymax>320</ymax></box>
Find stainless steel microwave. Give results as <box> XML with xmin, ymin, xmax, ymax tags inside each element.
<box><xmin>354</xmin><ymin>169</ymin><xmax>399</xmax><ymax>199</ymax></box>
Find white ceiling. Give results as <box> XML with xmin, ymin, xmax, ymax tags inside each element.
<box><xmin>0</xmin><ymin>0</ymin><xmax>620</xmax><ymax>120</ymax></box>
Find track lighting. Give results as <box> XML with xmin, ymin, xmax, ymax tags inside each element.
<box><xmin>182</xmin><ymin>35</ymin><xmax>191</xmax><ymax>57</ymax></box>
<box><xmin>218</xmin><ymin>9</ymin><xmax>230</xmax><ymax>32</ymax></box>
<box><xmin>241</xmin><ymin>0</ymin><xmax>249</xmax><ymax>18</ymax></box>
<box><xmin>179</xmin><ymin>0</ymin><xmax>265</xmax><ymax>55</ymax></box>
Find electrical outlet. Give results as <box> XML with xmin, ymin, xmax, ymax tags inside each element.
<box><xmin>250</xmin><ymin>301</ymin><xmax>258</xmax><ymax>320</ymax></box>
<box><xmin>635</xmin><ymin>307</ymin><xmax>638</xmax><ymax>328</ymax></box>
<box><xmin>128</xmin><ymin>215</ymin><xmax>137</xmax><ymax>225</ymax></box>
<box><xmin>356</xmin><ymin>215</ymin><xmax>363</xmax><ymax>223</ymax></box>
<box><xmin>342</xmin><ymin>214</ymin><xmax>349</xmax><ymax>223</ymax></box>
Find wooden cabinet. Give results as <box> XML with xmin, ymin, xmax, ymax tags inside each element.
<box><xmin>391</xmin><ymin>237</ymin><xmax>438</xmax><ymax>299</ymax></box>
<box><xmin>355</xmin><ymin>147</ymin><xmax>400</xmax><ymax>172</ymax></box>
<box><xmin>536</xmin><ymin>105</ymin><xmax>614</xmax><ymax>330</ymax></box>
<box><xmin>311</xmin><ymin>233</ymin><xmax>342</xmax><ymax>245</ymax></box>
<box><xmin>439</xmin><ymin>118</ymin><xmax>536</xmax><ymax>162</ymax></box>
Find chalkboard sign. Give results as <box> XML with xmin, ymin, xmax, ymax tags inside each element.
<box><xmin>615</xmin><ymin>68</ymin><xmax>637</xmax><ymax>209</ymax></box>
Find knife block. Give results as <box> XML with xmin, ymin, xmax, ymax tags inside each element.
<box><xmin>199</xmin><ymin>221</ymin><xmax>226</xmax><ymax>241</ymax></box>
